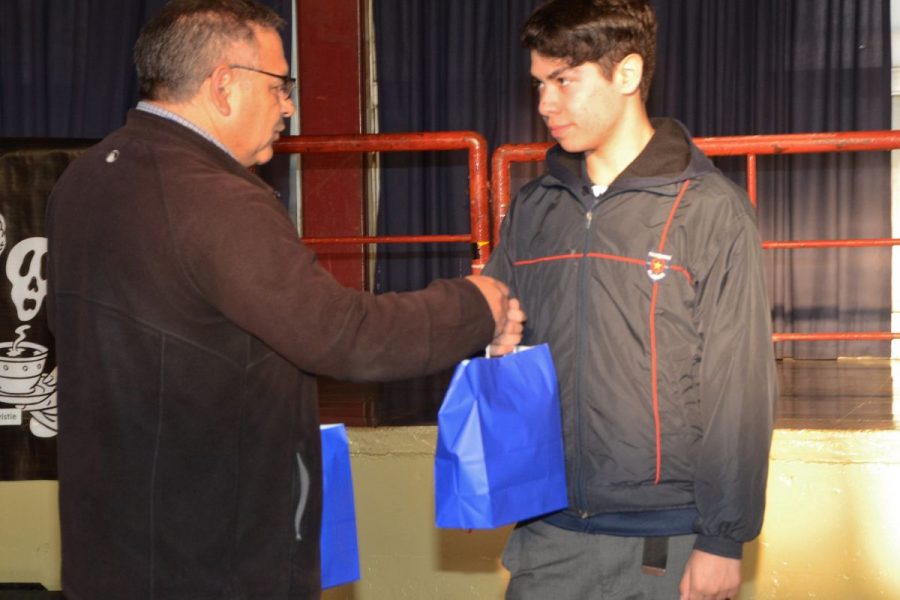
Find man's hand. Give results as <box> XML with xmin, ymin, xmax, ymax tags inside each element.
<box><xmin>489</xmin><ymin>298</ymin><xmax>525</xmax><ymax>356</ymax></box>
<box><xmin>465</xmin><ymin>275</ymin><xmax>527</xmax><ymax>356</ymax></box>
<box><xmin>679</xmin><ymin>550</ymin><xmax>741</xmax><ymax>600</ymax></box>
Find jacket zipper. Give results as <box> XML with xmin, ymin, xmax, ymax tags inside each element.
<box><xmin>294</xmin><ymin>452</ymin><xmax>310</xmax><ymax>540</ymax></box>
<box><xmin>574</xmin><ymin>199</ymin><xmax>599</xmax><ymax>516</ymax></box>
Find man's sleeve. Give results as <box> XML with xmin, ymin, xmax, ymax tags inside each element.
<box><xmin>692</xmin><ymin>212</ymin><xmax>777</xmax><ymax>559</ymax></box>
<box><xmin>482</xmin><ymin>201</ymin><xmax>517</xmax><ymax>290</ymax></box>
<box><xmin>176</xmin><ymin>186</ymin><xmax>495</xmax><ymax>382</ymax></box>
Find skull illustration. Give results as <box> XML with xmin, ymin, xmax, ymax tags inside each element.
<box><xmin>6</xmin><ymin>237</ymin><xmax>48</xmax><ymax>322</ymax></box>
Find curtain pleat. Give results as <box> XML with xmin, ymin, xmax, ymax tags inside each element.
<box><xmin>649</xmin><ymin>0</ymin><xmax>891</xmax><ymax>358</ymax></box>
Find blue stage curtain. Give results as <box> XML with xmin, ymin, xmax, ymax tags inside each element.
<box><xmin>373</xmin><ymin>0</ymin><xmax>549</xmax><ymax>294</ymax></box>
<box><xmin>649</xmin><ymin>0</ymin><xmax>891</xmax><ymax>358</ymax></box>
<box><xmin>0</xmin><ymin>0</ymin><xmax>292</xmax><ymax>139</ymax></box>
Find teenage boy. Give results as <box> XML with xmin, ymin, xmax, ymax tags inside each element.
<box><xmin>484</xmin><ymin>1</ymin><xmax>777</xmax><ymax>598</ymax></box>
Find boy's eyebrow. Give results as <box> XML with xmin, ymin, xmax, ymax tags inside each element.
<box><xmin>547</xmin><ymin>66</ymin><xmax>571</xmax><ymax>80</ymax></box>
<box><xmin>531</xmin><ymin>64</ymin><xmax>576</xmax><ymax>81</ymax></box>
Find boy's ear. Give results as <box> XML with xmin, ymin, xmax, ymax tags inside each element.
<box><xmin>616</xmin><ymin>53</ymin><xmax>644</xmax><ymax>96</ymax></box>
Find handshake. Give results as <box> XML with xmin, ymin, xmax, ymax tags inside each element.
<box><xmin>466</xmin><ymin>275</ymin><xmax>527</xmax><ymax>357</ymax></box>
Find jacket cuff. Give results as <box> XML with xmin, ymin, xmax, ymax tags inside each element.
<box><xmin>693</xmin><ymin>535</ymin><xmax>743</xmax><ymax>559</ymax></box>
<box><xmin>449</xmin><ymin>278</ymin><xmax>496</xmax><ymax>344</ymax></box>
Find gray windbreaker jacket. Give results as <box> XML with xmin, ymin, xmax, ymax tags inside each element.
<box><xmin>484</xmin><ymin>119</ymin><xmax>777</xmax><ymax>559</ymax></box>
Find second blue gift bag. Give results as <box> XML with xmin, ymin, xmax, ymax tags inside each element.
<box><xmin>320</xmin><ymin>424</ymin><xmax>360</xmax><ymax>589</ymax></box>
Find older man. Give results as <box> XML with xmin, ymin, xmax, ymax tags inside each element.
<box><xmin>46</xmin><ymin>1</ymin><xmax>522</xmax><ymax>598</ymax></box>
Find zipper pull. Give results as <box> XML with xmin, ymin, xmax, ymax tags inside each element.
<box><xmin>585</xmin><ymin>210</ymin><xmax>593</xmax><ymax>228</ymax></box>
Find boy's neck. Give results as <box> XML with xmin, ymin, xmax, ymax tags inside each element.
<box><xmin>584</xmin><ymin>108</ymin><xmax>655</xmax><ymax>187</ymax></box>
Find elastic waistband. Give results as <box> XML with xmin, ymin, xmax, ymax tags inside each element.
<box><xmin>542</xmin><ymin>506</ymin><xmax>698</xmax><ymax>537</ymax></box>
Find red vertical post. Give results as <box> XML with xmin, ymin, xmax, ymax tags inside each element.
<box><xmin>747</xmin><ymin>154</ymin><xmax>758</xmax><ymax>207</ymax></box>
<box><xmin>297</xmin><ymin>0</ymin><xmax>365</xmax><ymax>290</ymax></box>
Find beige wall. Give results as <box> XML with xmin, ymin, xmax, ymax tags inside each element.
<box><xmin>3</xmin><ymin>427</ymin><xmax>900</xmax><ymax>599</ymax></box>
<box><xmin>0</xmin><ymin>480</ymin><xmax>61</xmax><ymax>588</ymax></box>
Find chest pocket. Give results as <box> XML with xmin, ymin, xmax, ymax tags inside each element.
<box><xmin>643</xmin><ymin>180</ymin><xmax>693</xmax><ymax>286</ymax></box>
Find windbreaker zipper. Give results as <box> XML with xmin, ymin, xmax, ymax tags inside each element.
<box><xmin>294</xmin><ymin>452</ymin><xmax>310</xmax><ymax>540</ymax></box>
<box><xmin>574</xmin><ymin>198</ymin><xmax>600</xmax><ymax>515</ymax></box>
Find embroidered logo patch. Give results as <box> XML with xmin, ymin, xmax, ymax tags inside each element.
<box><xmin>646</xmin><ymin>251</ymin><xmax>672</xmax><ymax>281</ymax></box>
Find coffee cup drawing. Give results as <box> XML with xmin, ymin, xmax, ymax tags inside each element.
<box><xmin>0</xmin><ymin>325</ymin><xmax>49</xmax><ymax>395</ymax></box>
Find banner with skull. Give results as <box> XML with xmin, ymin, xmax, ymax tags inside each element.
<box><xmin>0</xmin><ymin>140</ymin><xmax>92</xmax><ymax>480</ymax></box>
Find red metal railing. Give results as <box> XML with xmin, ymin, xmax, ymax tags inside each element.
<box><xmin>491</xmin><ymin>143</ymin><xmax>550</xmax><ymax>242</ymax></box>
<box><xmin>490</xmin><ymin>130</ymin><xmax>900</xmax><ymax>343</ymax></box>
<box><xmin>273</xmin><ymin>131</ymin><xmax>492</xmax><ymax>269</ymax></box>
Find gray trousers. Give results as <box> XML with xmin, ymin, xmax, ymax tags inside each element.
<box><xmin>502</xmin><ymin>520</ymin><xmax>696</xmax><ymax>600</ymax></box>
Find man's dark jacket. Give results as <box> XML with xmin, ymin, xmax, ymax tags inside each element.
<box><xmin>485</xmin><ymin>119</ymin><xmax>777</xmax><ymax>559</ymax></box>
<box><xmin>46</xmin><ymin>109</ymin><xmax>494</xmax><ymax>599</ymax></box>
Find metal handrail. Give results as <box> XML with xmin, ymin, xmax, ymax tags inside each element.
<box><xmin>273</xmin><ymin>131</ymin><xmax>492</xmax><ymax>269</ymax></box>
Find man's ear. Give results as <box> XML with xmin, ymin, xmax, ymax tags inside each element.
<box><xmin>615</xmin><ymin>53</ymin><xmax>644</xmax><ymax>96</ymax></box>
<box><xmin>208</xmin><ymin>65</ymin><xmax>234</xmax><ymax>116</ymax></box>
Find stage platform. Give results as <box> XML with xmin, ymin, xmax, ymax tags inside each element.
<box><xmin>776</xmin><ymin>358</ymin><xmax>898</xmax><ymax>430</ymax></box>
<box><xmin>320</xmin><ymin>357</ymin><xmax>900</xmax><ymax>429</ymax></box>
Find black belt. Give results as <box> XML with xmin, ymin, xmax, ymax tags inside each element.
<box><xmin>641</xmin><ymin>536</ymin><xmax>669</xmax><ymax>576</ymax></box>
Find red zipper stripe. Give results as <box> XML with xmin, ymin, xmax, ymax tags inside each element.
<box><xmin>649</xmin><ymin>282</ymin><xmax>662</xmax><ymax>484</ymax></box>
<box><xmin>649</xmin><ymin>180</ymin><xmax>691</xmax><ymax>484</ymax></box>
<box><xmin>514</xmin><ymin>253</ymin><xmax>693</xmax><ymax>284</ymax></box>
<box><xmin>514</xmin><ymin>253</ymin><xmax>585</xmax><ymax>266</ymax></box>
<box><xmin>658</xmin><ymin>181</ymin><xmax>690</xmax><ymax>253</ymax></box>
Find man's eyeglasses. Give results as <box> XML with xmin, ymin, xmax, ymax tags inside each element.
<box><xmin>229</xmin><ymin>65</ymin><xmax>296</xmax><ymax>99</ymax></box>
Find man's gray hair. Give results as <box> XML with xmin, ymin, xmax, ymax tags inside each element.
<box><xmin>134</xmin><ymin>0</ymin><xmax>284</xmax><ymax>102</ymax></box>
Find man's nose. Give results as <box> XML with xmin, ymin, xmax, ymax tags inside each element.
<box><xmin>281</xmin><ymin>95</ymin><xmax>296</xmax><ymax>118</ymax></box>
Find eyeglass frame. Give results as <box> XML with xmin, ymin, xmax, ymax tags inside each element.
<box><xmin>228</xmin><ymin>64</ymin><xmax>296</xmax><ymax>99</ymax></box>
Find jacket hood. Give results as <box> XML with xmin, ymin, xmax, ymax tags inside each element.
<box><xmin>543</xmin><ymin>118</ymin><xmax>718</xmax><ymax>199</ymax></box>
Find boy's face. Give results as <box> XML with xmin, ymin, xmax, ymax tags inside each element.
<box><xmin>530</xmin><ymin>51</ymin><xmax>626</xmax><ymax>157</ymax></box>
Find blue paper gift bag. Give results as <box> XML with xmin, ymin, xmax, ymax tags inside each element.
<box><xmin>320</xmin><ymin>424</ymin><xmax>360</xmax><ymax>589</ymax></box>
<box><xmin>434</xmin><ymin>344</ymin><xmax>568</xmax><ymax>529</ymax></box>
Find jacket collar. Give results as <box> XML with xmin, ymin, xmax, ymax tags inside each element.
<box><xmin>544</xmin><ymin>118</ymin><xmax>717</xmax><ymax>198</ymax></box>
<box><xmin>125</xmin><ymin>109</ymin><xmax>276</xmax><ymax>195</ymax></box>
